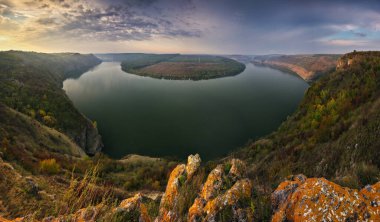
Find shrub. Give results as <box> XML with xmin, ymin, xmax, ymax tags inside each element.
<box><xmin>39</xmin><ymin>158</ymin><xmax>60</xmax><ymax>175</ymax></box>
<box><xmin>356</xmin><ymin>163</ymin><xmax>379</xmax><ymax>186</ymax></box>
<box><xmin>224</xmin><ymin>163</ymin><xmax>232</xmax><ymax>174</ymax></box>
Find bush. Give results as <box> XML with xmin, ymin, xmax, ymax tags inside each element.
<box><xmin>356</xmin><ymin>163</ymin><xmax>379</xmax><ymax>186</ymax></box>
<box><xmin>39</xmin><ymin>158</ymin><xmax>60</xmax><ymax>175</ymax></box>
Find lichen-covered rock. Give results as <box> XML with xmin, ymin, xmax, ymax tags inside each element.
<box><xmin>188</xmin><ymin>164</ymin><xmax>224</xmax><ymax>221</ymax></box>
<box><xmin>229</xmin><ymin>159</ymin><xmax>247</xmax><ymax>180</ymax></box>
<box><xmin>38</xmin><ymin>193</ymin><xmax>156</xmax><ymax>222</ymax></box>
<box><xmin>203</xmin><ymin>179</ymin><xmax>253</xmax><ymax>221</ymax></box>
<box><xmin>116</xmin><ymin>193</ymin><xmax>152</xmax><ymax>222</ymax></box>
<box><xmin>186</xmin><ymin>154</ymin><xmax>201</xmax><ymax>180</ymax></box>
<box><xmin>272</xmin><ymin>175</ymin><xmax>380</xmax><ymax>222</ymax></box>
<box><xmin>156</xmin><ymin>154</ymin><xmax>203</xmax><ymax>222</ymax></box>
<box><xmin>201</xmin><ymin>164</ymin><xmax>225</xmax><ymax>200</ymax></box>
<box><xmin>188</xmin><ymin>159</ymin><xmax>253</xmax><ymax>222</ymax></box>
<box><xmin>156</xmin><ymin>164</ymin><xmax>186</xmax><ymax>222</ymax></box>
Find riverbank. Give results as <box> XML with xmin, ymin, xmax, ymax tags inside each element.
<box><xmin>252</xmin><ymin>54</ymin><xmax>340</xmax><ymax>82</ymax></box>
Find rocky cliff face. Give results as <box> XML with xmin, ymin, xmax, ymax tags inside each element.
<box><xmin>77</xmin><ymin>118</ymin><xmax>103</xmax><ymax>155</ymax></box>
<box><xmin>272</xmin><ymin>174</ymin><xmax>380</xmax><ymax>222</ymax></box>
<box><xmin>252</xmin><ymin>54</ymin><xmax>340</xmax><ymax>82</ymax></box>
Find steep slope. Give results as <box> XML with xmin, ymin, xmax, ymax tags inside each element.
<box><xmin>0</xmin><ymin>102</ymin><xmax>86</xmax><ymax>168</ymax></box>
<box><xmin>253</xmin><ymin>54</ymin><xmax>340</xmax><ymax>82</ymax></box>
<box><xmin>232</xmin><ymin>51</ymin><xmax>380</xmax><ymax>219</ymax></box>
<box><xmin>0</xmin><ymin>51</ymin><xmax>102</xmax><ymax>154</ymax></box>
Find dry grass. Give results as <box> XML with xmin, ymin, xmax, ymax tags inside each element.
<box><xmin>54</xmin><ymin>164</ymin><xmax>115</xmax><ymax>216</ymax></box>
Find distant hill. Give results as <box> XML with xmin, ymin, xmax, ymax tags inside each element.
<box><xmin>117</xmin><ymin>54</ymin><xmax>246</xmax><ymax>80</ymax></box>
<box><xmin>252</xmin><ymin>54</ymin><xmax>341</xmax><ymax>82</ymax></box>
<box><xmin>95</xmin><ymin>53</ymin><xmax>179</xmax><ymax>62</ymax></box>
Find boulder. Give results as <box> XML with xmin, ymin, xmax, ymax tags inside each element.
<box><xmin>272</xmin><ymin>175</ymin><xmax>380</xmax><ymax>222</ymax></box>
<box><xmin>115</xmin><ymin>193</ymin><xmax>152</xmax><ymax>222</ymax></box>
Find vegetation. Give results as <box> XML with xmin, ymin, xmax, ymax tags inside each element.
<box><xmin>231</xmin><ymin>51</ymin><xmax>380</xmax><ymax>220</ymax></box>
<box><xmin>120</xmin><ymin>54</ymin><xmax>246</xmax><ymax>80</ymax></box>
<box><xmin>0</xmin><ymin>51</ymin><xmax>102</xmax><ymax>154</ymax></box>
<box><xmin>39</xmin><ymin>158</ymin><xmax>61</xmax><ymax>175</ymax></box>
<box><xmin>0</xmin><ymin>51</ymin><xmax>177</xmax><ymax>220</ymax></box>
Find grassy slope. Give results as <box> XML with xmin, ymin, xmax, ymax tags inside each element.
<box><xmin>0</xmin><ymin>51</ymin><xmax>102</xmax><ymax>154</ymax></box>
<box><xmin>230</xmin><ymin>51</ymin><xmax>380</xmax><ymax>220</ymax></box>
<box><xmin>120</xmin><ymin>54</ymin><xmax>246</xmax><ymax>80</ymax></box>
<box><xmin>0</xmin><ymin>101</ymin><xmax>177</xmax><ymax>219</ymax></box>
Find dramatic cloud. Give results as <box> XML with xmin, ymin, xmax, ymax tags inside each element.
<box><xmin>0</xmin><ymin>0</ymin><xmax>380</xmax><ymax>53</ymax></box>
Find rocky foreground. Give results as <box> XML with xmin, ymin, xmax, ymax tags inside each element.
<box><xmin>1</xmin><ymin>155</ymin><xmax>380</xmax><ymax>221</ymax></box>
<box><xmin>272</xmin><ymin>175</ymin><xmax>380</xmax><ymax>222</ymax></box>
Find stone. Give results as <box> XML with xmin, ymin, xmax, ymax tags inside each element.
<box><xmin>188</xmin><ymin>160</ymin><xmax>254</xmax><ymax>222</ymax></box>
<box><xmin>185</xmin><ymin>154</ymin><xmax>201</xmax><ymax>180</ymax></box>
<box><xmin>271</xmin><ymin>176</ymin><xmax>380</xmax><ymax>222</ymax></box>
<box><xmin>156</xmin><ymin>164</ymin><xmax>186</xmax><ymax>222</ymax></box>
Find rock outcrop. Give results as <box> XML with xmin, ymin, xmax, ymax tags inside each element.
<box><xmin>42</xmin><ymin>193</ymin><xmax>153</xmax><ymax>222</ymax></box>
<box><xmin>80</xmin><ymin>119</ymin><xmax>103</xmax><ymax>155</ymax></box>
<box><xmin>157</xmin><ymin>154</ymin><xmax>254</xmax><ymax>222</ymax></box>
<box><xmin>272</xmin><ymin>174</ymin><xmax>380</xmax><ymax>222</ymax></box>
<box><xmin>156</xmin><ymin>154</ymin><xmax>199</xmax><ymax>222</ymax></box>
<box><xmin>188</xmin><ymin>158</ymin><xmax>253</xmax><ymax>222</ymax></box>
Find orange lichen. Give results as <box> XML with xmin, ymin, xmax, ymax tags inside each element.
<box><xmin>157</xmin><ymin>164</ymin><xmax>186</xmax><ymax>222</ymax></box>
<box><xmin>188</xmin><ymin>160</ymin><xmax>253</xmax><ymax>221</ymax></box>
<box><xmin>272</xmin><ymin>175</ymin><xmax>380</xmax><ymax>222</ymax></box>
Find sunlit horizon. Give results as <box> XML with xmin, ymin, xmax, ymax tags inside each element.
<box><xmin>2</xmin><ymin>0</ymin><xmax>380</xmax><ymax>54</ymax></box>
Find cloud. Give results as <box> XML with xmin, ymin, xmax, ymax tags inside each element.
<box><xmin>36</xmin><ymin>17</ymin><xmax>57</xmax><ymax>25</ymax></box>
<box><xmin>1</xmin><ymin>0</ymin><xmax>203</xmax><ymax>43</ymax></box>
<box><xmin>1</xmin><ymin>0</ymin><xmax>380</xmax><ymax>53</ymax></box>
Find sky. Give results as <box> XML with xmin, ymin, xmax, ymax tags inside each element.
<box><xmin>1</xmin><ymin>0</ymin><xmax>380</xmax><ymax>54</ymax></box>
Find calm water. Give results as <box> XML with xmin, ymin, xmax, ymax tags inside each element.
<box><xmin>63</xmin><ymin>62</ymin><xmax>308</xmax><ymax>160</ymax></box>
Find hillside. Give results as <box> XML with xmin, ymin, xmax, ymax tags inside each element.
<box><xmin>252</xmin><ymin>54</ymin><xmax>340</xmax><ymax>82</ymax></box>
<box><xmin>120</xmin><ymin>54</ymin><xmax>246</xmax><ymax>80</ymax></box>
<box><xmin>231</xmin><ymin>51</ymin><xmax>380</xmax><ymax>219</ymax></box>
<box><xmin>0</xmin><ymin>51</ymin><xmax>103</xmax><ymax>155</ymax></box>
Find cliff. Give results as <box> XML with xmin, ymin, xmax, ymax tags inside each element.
<box><xmin>252</xmin><ymin>54</ymin><xmax>340</xmax><ymax>82</ymax></box>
